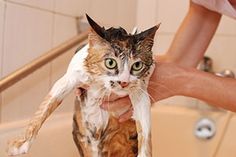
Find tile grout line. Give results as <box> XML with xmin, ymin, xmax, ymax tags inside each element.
<box><xmin>49</xmin><ymin>0</ymin><xmax>56</xmax><ymax>90</ymax></box>
<box><xmin>6</xmin><ymin>0</ymin><xmax>79</xmax><ymax>19</ymax></box>
<box><xmin>0</xmin><ymin>1</ymin><xmax>7</xmax><ymax>123</ymax></box>
<box><xmin>0</xmin><ymin>1</ymin><xmax>7</xmax><ymax>124</ymax></box>
<box><xmin>155</xmin><ymin>0</ymin><xmax>159</xmax><ymax>23</ymax></box>
<box><xmin>0</xmin><ymin>1</ymin><xmax>5</xmax><ymax>79</ymax></box>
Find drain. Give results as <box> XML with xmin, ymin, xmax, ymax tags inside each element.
<box><xmin>195</xmin><ymin>118</ymin><xmax>216</xmax><ymax>140</ymax></box>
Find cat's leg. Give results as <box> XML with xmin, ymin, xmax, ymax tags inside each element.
<box><xmin>129</xmin><ymin>89</ymin><xmax>152</xmax><ymax>157</ymax></box>
<box><xmin>7</xmin><ymin>74</ymin><xmax>78</xmax><ymax>156</ymax></box>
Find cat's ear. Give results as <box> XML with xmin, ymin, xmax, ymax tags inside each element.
<box><xmin>86</xmin><ymin>14</ymin><xmax>107</xmax><ymax>47</ymax></box>
<box><xmin>135</xmin><ymin>23</ymin><xmax>161</xmax><ymax>52</ymax></box>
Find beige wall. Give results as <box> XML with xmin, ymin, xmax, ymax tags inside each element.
<box><xmin>0</xmin><ymin>0</ymin><xmax>137</xmax><ymax>123</ymax></box>
<box><xmin>0</xmin><ymin>0</ymin><xmax>235</xmax><ymax>123</ymax></box>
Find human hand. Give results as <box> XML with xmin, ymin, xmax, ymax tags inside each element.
<box><xmin>75</xmin><ymin>54</ymin><xmax>187</xmax><ymax>122</ymax></box>
<box><xmin>101</xmin><ymin>96</ymin><xmax>133</xmax><ymax>122</ymax></box>
<box><xmin>148</xmin><ymin>62</ymin><xmax>183</xmax><ymax>101</ymax></box>
<box><xmin>74</xmin><ymin>87</ymin><xmax>132</xmax><ymax>122</ymax></box>
<box><xmin>100</xmin><ymin>55</ymin><xmax>176</xmax><ymax>122</ymax></box>
<box><xmin>104</xmin><ymin>55</ymin><xmax>189</xmax><ymax>120</ymax></box>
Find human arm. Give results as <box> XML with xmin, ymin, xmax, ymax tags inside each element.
<box><xmin>149</xmin><ymin>62</ymin><xmax>236</xmax><ymax>112</ymax></box>
<box><xmin>89</xmin><ymin>2</ymin><xmax>235</xmax><ymax>121</ymax></box>
<box><xmin>164</xmin><ymin>1</ymin><xmax>222</xmax><ymax>67</ymax></box>
<box><xmin>101</xmin><ymin>60</ymin><xmax>236</xmax><ymax>122</ymax></box>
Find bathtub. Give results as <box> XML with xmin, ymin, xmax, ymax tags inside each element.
<box><xmin>0</xmin><ymin>113</ymin><xmax>79</xmax><ymax>157</ymax></box>
<box><xmin>151</xmin><ymin>104</ymin><xmax>236</xmax><ymax>157</ymax></box>
<box><xmin>1</xmin><ymin>105</ymin><xmax>236</xmax><ymax>157</ymax></box>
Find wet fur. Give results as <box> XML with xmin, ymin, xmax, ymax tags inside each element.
<box><xmin>73</xmin><ymin>94</ymin><xmax>138</xmax><ymax>157</ymax></box>
<box><xmin>8</xmin><ymin>15</ymin><xmax>159</xmax><ymax>157</ymax></box>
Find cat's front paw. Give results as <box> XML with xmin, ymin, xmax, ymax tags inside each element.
<box><xmin>7</xmin><ymin>137</ymin><xmax>32</xmax><ymax>156</ymax></box>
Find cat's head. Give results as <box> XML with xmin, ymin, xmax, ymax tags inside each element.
<box><xmin>84</xmin><ymin>14</ymin><xmax>160</xmax><ymax>94</ymax></box>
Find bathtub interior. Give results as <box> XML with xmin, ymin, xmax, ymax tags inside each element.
<box><xmin>151</xmin><ymin>104</ymin><xmax>236</xmax><ymax>157</ymax></box>
<box><xmin>0</xmin><ymin>105</ymin><xmax>236</xmax><ymax>157</ymax></box>
<box><xmin>0</xmin><ymin>113</ymin><xmax>78</xmax><ymax>157</ymax></box>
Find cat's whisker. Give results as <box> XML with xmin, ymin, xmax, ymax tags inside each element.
<box><xmin>108</xmin><ymin>91</ymin><xmax>113</xmax><ymax>111</ymax></box>
<box><xmin>130</xmin><ymin>88</ymin><xmax>143</xmax><ymax>103</ymax></box>
<box><xmin>99</xmin><ymin>88</ymin><xmax>108</xmax><ymax>103</ymax></box>
<box><xmin>138</xmin><ymin>87</ymin><xmax>156</xmax><ymax>103</ymax></box>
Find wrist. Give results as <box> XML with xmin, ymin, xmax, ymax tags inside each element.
<box><xmin>150</xmin><ymin>62</ymin><xmax>192</xmax><ymax>100</ymax></box>
<box><xmin>178</xmin><ymin>67</ymin><xmax>207</xmax><ymax>97</ymax></box>
<box><xmin>172</xmin><ymin>65</ymin><xmax>193</xmax><ymax>96</ymax></box>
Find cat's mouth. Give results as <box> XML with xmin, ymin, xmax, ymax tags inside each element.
<box><xmin>110</xmin><ymin>87</ymin><xmax>129</xmax><ymax>96</ymax></box>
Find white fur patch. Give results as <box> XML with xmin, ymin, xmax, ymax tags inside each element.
<box><xmin>50</xmin><ymin>44</ymin><xmax>91</xmax><ymax>99</ymax></box>
<box><xmin>8</xmin><ymin>141</ymin><xmax>31</xmax><ymax>156</ymax></box>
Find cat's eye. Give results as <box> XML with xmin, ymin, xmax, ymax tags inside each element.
<box><xmin>132</xmin><ymin>61</ymin><xmax>143</xmax><ymax>71</ymax></box>
<box><xmin>105</xmin><ymin>58</ymin><xmax>117</xmax><ymax>69</ymax></box>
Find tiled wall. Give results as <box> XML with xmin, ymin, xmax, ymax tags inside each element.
<box><xmin>0</xmin><ymin>0</ymin><xmax>235</xmax><ymax>123</ymax></box>
<box><xmin>0</xmin><ymin>0</ymin><xmax>137</xmax><ymax>123</ymax></box>
<box><xmin>136</xmin><ymin>0</ymin><xmax>236</xmax><ymax>106</ymax></box>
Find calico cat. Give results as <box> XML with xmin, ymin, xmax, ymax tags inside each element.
<box><xmin>7</xmin><ymin>15</ymin><xmax>160</xmax><ymax>157</ymax></box>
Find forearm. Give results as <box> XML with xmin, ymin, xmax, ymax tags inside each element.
<box><xmin>181</xmin><ymin>68</ymin><xmax>236</xmax><ymax>111</ymax></box>
<box><xmin>166</xmin><ymin>2</ymin><xmax>222</xmax><ymax>67</ymax></box>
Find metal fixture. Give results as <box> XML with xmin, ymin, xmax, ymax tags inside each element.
<box><xmin>195</xmin><ymin>118</ymin><xmax>216</xmax><ymax>140</ymax></box>
<box><xmin>199</xmin><ymin>56</ymin><xmax>235</xmax><ymax>78</ymax></box>
<box><xmin>198</xmin><ymin>56</ymin><xmax>214</xmax><ymax>73</ymax></box>
<box><xmin>216</xmin><ymin>69</ymin><xmax>235</xmax><ymax>78</ymax></box>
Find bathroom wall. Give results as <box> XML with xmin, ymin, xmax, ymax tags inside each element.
<box><xmin>136</xmin><ymin>0</ymin><xmax>236</xmax><ymax>107</ymax></box>
<box><xmin>0</xmin><ymin>0</ymin><xmax>235</xmax><ymax>123</ymax></box>
<box><xmin>0</xmin><ymin>0</ymin><xmax>137</xmax><ymax>123</ymax></box>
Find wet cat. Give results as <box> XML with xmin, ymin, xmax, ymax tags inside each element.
<box><xmin>8</xmin><ymin>15</ymin><xmax>160</xmax><ymax>157</ymax></box>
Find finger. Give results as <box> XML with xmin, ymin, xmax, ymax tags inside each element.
<box><xmin>103</xmin><ymin>93</ymin><xmax>120</xmax><ymax>102</ymax></box>
<box><xmin>101</xmin><ymin>97</ymin><xmax>131</xmax><ymax>111</ymax></box>
<box><xmin>74</xmin><ymin>88</ymin><xmax>81</xmax><ymax>96</ymax></box>
<box><xmin>118</xmin><ymin>109</ymin><xmax>133</xmax><ymax>123</ymax></box>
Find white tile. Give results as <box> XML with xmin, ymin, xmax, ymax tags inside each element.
<box><xmin>51</xmin><ymin>14</ymin><xmax>79</xmax><ymax>113</ymax></box>
<box><xmin>117</xmin><ymin>0</ymin><xmax>137</xmax><ymax>31</ymax></box>
<box><xmin>87</xmin><ymin>0</ymin><xmax>118</xmax><ymax>27</ymax></box>
<box><xmin>156</xmin><ymin>0</ymin><xmax>189</xmax><ymax>33</ymax></box>
<box><xmin>1</xmin><ymin>64</ymin><xmax>51</xmax><ymax>122</ymax></box>
<box><xmin>216</xmin><ymin>16</ymin><xmax>236</xmax><ymax>35</ymax></box>
<box><xmin>53</xmin><ymin>15</ymin><xmax>77</xmax><ymax>46</ymax></box>
<box><xmin>2</xmin><ymin>3</ymin><xmax>53</xmax><ymax>77</ymax></box>
<box><xmin>0</xmin><ymin>1</ymin><xmax>6</xmax><ymax>124</ymax></box>
<box><xmin>153</xmin><ymin>33</ymin><xmax>174</xmax><ymax>55</ymax></box>
<box><xmin>73</xmin><ymin>0</ymin><xmax>137</xmax><ymax>31</ymax></box>
<box><xmin>54</xmin><ymin>0</ymin><xmax>90</xmax><ymax>17</ymax></box>
<box><xmin>136</xmin><ymin>0</ymin><xmax>157</xmax><ymax>30</ymax></box>
<box><xmin>0</xmin><ymin>1</ymin><xmax>5</xmax><ymax>78</ymax></box>
<box><xmin>6</xmin><ymin>0</ymin><xmax>54</xmax><ymax>11</ymax></box>
<box><xmin>205</xmin><ymin>35</ymin><xmax>236</xmax><ymax>72</ymax></box>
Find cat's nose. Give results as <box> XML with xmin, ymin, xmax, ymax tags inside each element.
<box><xmin>118</xmin><ymin>81</ymin><xmax>129</xmax><ymax>88</ymax></box>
